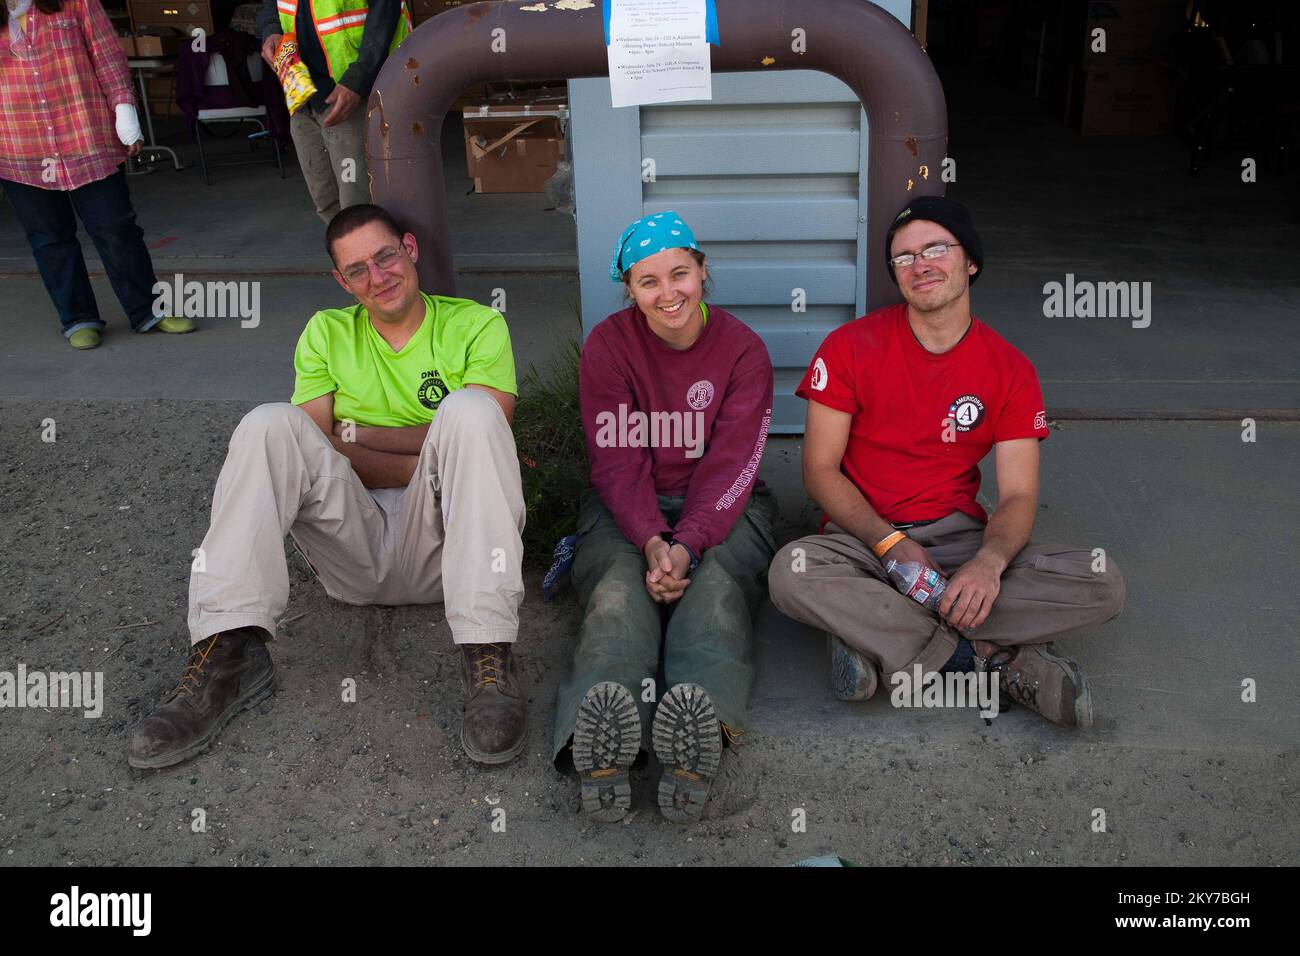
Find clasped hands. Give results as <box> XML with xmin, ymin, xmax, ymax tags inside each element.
<box><xmin>642</xmin><ymin>535</ymin><xmax>693</xmax><ymax>605</ymax></box>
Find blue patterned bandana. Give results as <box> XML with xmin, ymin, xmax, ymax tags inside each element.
<box><xmin>610</xmin><ymin>211</ymin><xmax>700</xmax><ymax>281</ymax></box>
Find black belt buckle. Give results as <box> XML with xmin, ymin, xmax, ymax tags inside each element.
<box><xmin>892</xmin><ymin>518</ymin><xmax>936</xmax><ymax>531</ymax></box>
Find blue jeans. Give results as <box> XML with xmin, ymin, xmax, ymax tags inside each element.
<box><xmin>1</xmin><ymin>166</ymin><xmax>162</xmax><ymax>337</ymax></box>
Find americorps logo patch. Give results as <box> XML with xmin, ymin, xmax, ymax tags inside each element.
<box><xmin>948</xmin><ymin>394</ymin><xmax>985</xmax><ymax>432</ymax></box>
<box><xmin>418</xmin><ymin>369</ymin><xmax>448</xmax><ymax>409</ymax></box>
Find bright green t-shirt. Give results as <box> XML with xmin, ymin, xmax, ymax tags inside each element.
<box><xmin>290</xmin><ymin>293</ymin><xmax>516</xmax><ymax>427</ymax></box>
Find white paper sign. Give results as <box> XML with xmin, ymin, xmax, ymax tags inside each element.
<box><xmin>607</xmin><ymin>0</ymin><xmax>712</xmax><ymax>109</ymax></box>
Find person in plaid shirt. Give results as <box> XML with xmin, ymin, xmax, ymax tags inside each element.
<box><xmin>0</xmin><ymin>0</ymin><xmax>196</xmax><ymax>348</ymax></box>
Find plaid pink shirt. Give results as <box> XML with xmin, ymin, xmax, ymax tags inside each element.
<box><xmin>0</xmin><ymin>0</ymin><xmax>135</xmax><ymax>190</ymax></box>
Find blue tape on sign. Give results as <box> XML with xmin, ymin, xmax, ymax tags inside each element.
<box><xmin>604</xmin><ymin>0</ymin><xmax>720</xmax><ymax>46</ymax></box>
<box><xmin>704</xmin><ymin>0</ymin><xmax>719</xmax><ymax>44</ymax></box>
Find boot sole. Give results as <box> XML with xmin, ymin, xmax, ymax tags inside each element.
<box><xmin>128</xmin><ymin>666</ymin><xmax>279</xmax><ymax>770</ymax></box>
<box><xmin>652</xmin><ymin>683</ymin><xmax>722</xmax><ymax>823</ymax></box>
<box><xmin>571</xmin><ymin>682</ymin><xmax>640</xmax><ymax>822</ymax></box>
<box><xmin>827</xmin><ymin>633</ymin><xmax>874</xmax><ymax>701</ymax></box>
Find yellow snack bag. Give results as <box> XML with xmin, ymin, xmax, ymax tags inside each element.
<box><xmin>272</xmin><ymin>33</ymin><xmax>317</xmax><ymax>115</ymax></box>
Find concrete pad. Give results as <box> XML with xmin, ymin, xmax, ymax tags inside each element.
<box><xmin>0</xmin><ymin>115</ymin><xmax>576</xmax><ymax>277</ymax></box>
<box><xmin>0</xmin><ymin>273</ymin><xmax>580</xmax><ymax>403</ymax></box>
<box><xmin>944</xmin><ymin>103</ymin><xmax>1300</xmax><ymax>417</ymax></box>
<box><xmin>753</xmin><ymin>427</ymin><xmax>1300</xmax><ymax>753</ymax></box>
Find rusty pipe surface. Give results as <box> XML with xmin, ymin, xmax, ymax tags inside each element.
<box><xmin>367</xmin><ymin>0</ymin><xmax>947</xmax><ymax>309</ymax></box>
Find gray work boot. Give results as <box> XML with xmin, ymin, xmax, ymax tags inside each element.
<box><xmin>827</xmin><ymin>632</ymin><xmax>877</xmax><ymax>701</ymax></box>
<box><xmin>652</xmin><ymin>683</ymin><xmax>723</xmax><ymax>823</ymax></box>
<box><xmin>972</xmin><ymin>640</ymin><xmax>1094</xmax><ymax>728</ymax></box>
<box><xmin>128</xmin><ymin>628</ymin><xmax>277</xmax><ymax>769</ymax></box>
<box><xmin>461</xmin><ymin>643</ymin><xmax>527</xmax><ymax>765</ymax></box>
<box><xmin>571</xmin><ymin>681</ymin><xmax>641</xmax><ymax>822</ymax></box>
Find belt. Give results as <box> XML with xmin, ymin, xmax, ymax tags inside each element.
<box><xmin>891</xmin><ymin>518</ymin><xmax>939</xmax><ymax>530</ymax></box>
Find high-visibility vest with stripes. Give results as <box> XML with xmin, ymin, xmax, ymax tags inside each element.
<box><xmin>277</xmin><ymin>0</ymin><xmax>414</xmax><ymax>84</ymax></box>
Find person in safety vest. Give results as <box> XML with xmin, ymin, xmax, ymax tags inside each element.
<box><xmin>257</xmin><ymin>0</ymin><xmax>413</xmax><ymax>223</ymax></box>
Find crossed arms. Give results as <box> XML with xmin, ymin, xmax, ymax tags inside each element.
<box><xmin>295</xmin><ymin>386</ymin><xmax>516</xmax><ymax>489</ymax></box>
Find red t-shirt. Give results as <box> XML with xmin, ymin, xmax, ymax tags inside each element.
<box><xmin>796</xmin><ymin>303</ymin><xmax>1049</xmax><ymax>525</ymax></box>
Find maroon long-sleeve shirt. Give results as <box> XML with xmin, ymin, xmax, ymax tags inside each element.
<box><xmin>580</xmin><ymin>304</ymin><xmax>774</xmax><ymax>557</ymax></box>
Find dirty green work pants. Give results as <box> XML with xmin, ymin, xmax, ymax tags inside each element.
<box><xmin>552</xmin><ymin>487</ymin><xmax>779</xmax><ymax>762</ymax></box>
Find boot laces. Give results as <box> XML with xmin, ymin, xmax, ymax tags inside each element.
<box><xmin>470</xmin><ymin>644</ymin><xmax>506</xmax><ymax>688</ymax></box>
<box><xmin>984</xmin><ymin>648</ymin><xmax>1040</xmax><ymax>709</ymax></box>
<box><xmin>174</xmin><ymin>636</ymin><xmax>219</xmax><ymax>697</ymax></box>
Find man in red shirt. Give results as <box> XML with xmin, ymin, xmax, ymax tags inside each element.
<box><xmin>769</xmin><ymin>197</ymin><xmax>1125</xmax><ymax>727</ymax></box>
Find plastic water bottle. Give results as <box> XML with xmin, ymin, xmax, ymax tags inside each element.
<box><xmin>885</xmin><ymin>559</ymin><xmax>948</xmax><ymax>611</ymax></box>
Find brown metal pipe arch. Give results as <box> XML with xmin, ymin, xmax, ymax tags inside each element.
<box><xmin>366</xmin><ymin>0</ymin><xmax>947</xmax><ymax>310</ymax></box>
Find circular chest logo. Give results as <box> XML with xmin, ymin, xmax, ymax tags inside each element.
<box><xmin>418</xmin><ymin>370</ymin><xmax>448</xmax><ymax>410</ymax></box>
<box><xmin>686</xmin><ymin>380</ymin><xmax>715</xmax><ymax>410</ymax></box>
<box><xmin>948</xmin><ymin>394</ymin><xmax>985</xmax><ymax>432</ymax></box>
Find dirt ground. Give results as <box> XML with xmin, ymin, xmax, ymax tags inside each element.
<box><xmin>0</xmin><ymin>400</ymin><xmax>1294</xmax><ymax>866</ymax></box>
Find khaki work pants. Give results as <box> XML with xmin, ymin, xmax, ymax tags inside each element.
<box><xmin>768</xmin><ymin>511</ymin><xmax>1125</xmax><ymax>694</ymax></box>
<box><xmin>187</xmin><ymin>389</ymin><xmax>525</xmax><ymax>646</ymax></box>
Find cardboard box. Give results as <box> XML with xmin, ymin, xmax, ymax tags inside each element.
<box><xmin>1082</xmin><ymin>0</ymin><xmax>1180</xmax><ymax>68</ymax></box>
<box><xmin>133</xmin><ymin>35</ymin><xmax>180</xmax><ymax>57</ymax></box>
<box><xmin>1076</xmin><ymin>63</ymin><xmax>1175</xmax><ymax>135</ymax></box>
<box><xmin>463</xmin><ymin>107</ymin><xmax>565</xmax><ymax>193</ymax></box>
<box><xmin>118</xmin><ymin>35</ymin><xmax>137</xmax><ymax>56</ymax></box>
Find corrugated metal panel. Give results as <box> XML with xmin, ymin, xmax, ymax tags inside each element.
<box><xmin>571</xmin><ymin>0</ymin><xmax>912</xmax><ymax>434</ymax></box>
<box><xmin>639</xmin><ymin>90</ymin><xmax>861</xmax><ymax>432</ymax></box>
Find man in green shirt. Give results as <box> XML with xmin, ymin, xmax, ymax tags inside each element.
<box><xmin>129</xmin><ymin>204</ymin><xmax>528</xmax><ymax>769</ymax></box>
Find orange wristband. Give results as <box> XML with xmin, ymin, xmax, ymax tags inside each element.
<box><xmin>872</xmin><ymin>530</ymin><xmax>907</xmax><ymax>558</ymax></box>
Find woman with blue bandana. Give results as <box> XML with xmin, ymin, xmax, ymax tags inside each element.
<box><xmin>552</xmin><ymin>211</ymin><xmax>778</xmax><ymax>823</ymax></box>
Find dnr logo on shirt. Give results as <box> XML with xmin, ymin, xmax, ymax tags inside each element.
<box><xmin>418</xmin><ymin>369</ymin><xmax>448</xmax><ymax>410</ymax></box>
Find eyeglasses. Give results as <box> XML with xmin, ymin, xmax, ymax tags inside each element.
<box><xmin>340</xmin><ymin>246</ymin><xmax>406</xmax><ymax>286</ymax></box>
<box><xmin>889</xmin><ymin>241</ymin><xmax>961</xmax><ymax>270</ymax></box>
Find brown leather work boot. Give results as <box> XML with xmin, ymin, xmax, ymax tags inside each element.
<box><xmin>972</xmin><ymin>640</ymin><xmax>1093</xmax><ymax>729</ymax></box>
<box><xmin>128</xmin><ymin>628</ymin><xmax>277</xmax><ymax>769</ymax></box>
<box><xmin>461</xmin><ymin>643</ymin><xmax>526</xmax><ymax>765</ymax></box>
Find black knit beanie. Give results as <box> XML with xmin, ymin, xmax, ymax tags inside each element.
<box><xmin>885</xmin><ymin>196</ymin><xmax>983</xmax><ymax>286</ymax></box>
